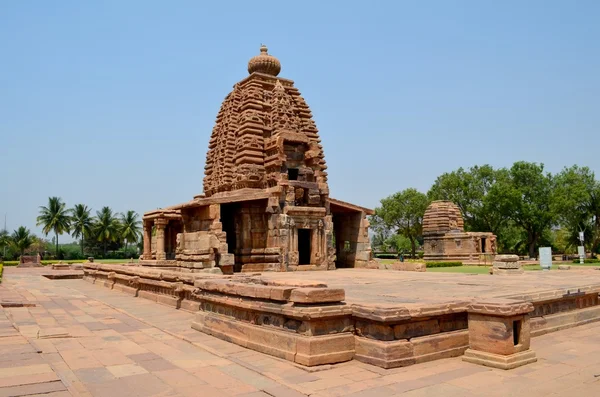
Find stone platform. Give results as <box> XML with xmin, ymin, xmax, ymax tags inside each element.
<box><xmin>82</xmin><ymin>265</ymin><xmax>600</xmax><ymax>370</ymax></box>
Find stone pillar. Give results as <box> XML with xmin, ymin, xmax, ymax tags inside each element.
<box><xmin>463</xmin><ymin>300</ymin><xmax>537</xmax><ymax>370</ymax></box>
<box><xmin>154</xmin><ymin>218</ymin><xmax>168</xmax><ymax>261</ymax></box>
<box><xmin>143</xmin><ymin>220</ymin><xmax>152</xmax><ymax>260</ymax></box>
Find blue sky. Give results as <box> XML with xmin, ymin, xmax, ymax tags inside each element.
<box><xmin>1</xmin><ymin>1</ymin><xmax>599</xmax><ymax>241</ymax></box>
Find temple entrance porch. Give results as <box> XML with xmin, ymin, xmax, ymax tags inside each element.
<box><xmin>330</xmin><ymin>198</ymin><xmax>373</xmax><ymax>268</ymax></box>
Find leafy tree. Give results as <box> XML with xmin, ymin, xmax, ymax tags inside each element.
<box><xmin>29</xmin><ymin>236</ymin><xmax>50</xmax><ymax>257</ymax></box>
<box><xmin>373</xmin><ymin>188</ymin><xmax>429</xmax><ymax>257</ymax></box>
<box><xmin>37</xmin><ymin>197</ymin><xmax>71</xmax><ymax>257</ymax></box>
<box><xmin>488</xmin><ymin>162</ymin><xmax>555</xmax><ymax>258</ymax></box>
<box><xmin>385</xmin><ymin>234</ymin><xmax>414</xmax><ymax>254</ymax></box>
<box><xmin>428</xmin><ymin>165</ymin><xmax>505</xmax><ymax>235</ymax></box>
<box><xmin>11</xmin><ymin>226</ymin><xmax>33</xmax><ymax>257</ymax></box>
<box><xmin>552</xmin><ymin>166</ymin><xmax>600</xmax><ymax>252</ymax></box>
<box><xmin>0</xmin><ymin>229</ymin><xmax>9</xmax><ymax>258</ymax></box>
<box><xmin>94</xmin><ymin>207</ymin><xmax>121</xmax><ymax>255</ymax></box>
<box><xmin>71</xmin><ymin>204</ymin><xmax>93</xmax><ymax>256</ymax></box>
<box><xmin>120</xmin><ymin>210</ymin><xmax>141</xmax><ymax>252</ymax></box>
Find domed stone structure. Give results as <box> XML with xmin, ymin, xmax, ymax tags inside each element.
<box><xmin>423</xmin><ymin>201</ymin><xmax>464</xmax><ymax>236</ymax></box>
<box><xmin>140</xmin><ymin>46</ymin><xmax>373</xmax><ymax>273</ymax></box>
<box><xmin>423</xmin><ymin>200</ymin><xmax>496</xmax><ymax>262</ymax></box>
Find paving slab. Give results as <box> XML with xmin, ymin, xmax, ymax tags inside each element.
<box><xmin>2</xmin><ymin>267</ymin><xmax>600</xmax><ymax>396</ymax></box>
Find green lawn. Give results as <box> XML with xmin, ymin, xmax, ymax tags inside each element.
<box><xmin>426</xmin><ymin>266</ymin><xmax>490</xmax><ymax>274</ymax></box>
<box><xmin>95</xmin><ymin>259</ymin><xmax>139</xmax><ymax>264</ymax></box>
<box><xmin>427</xmin><ymin>263</ymin><xmax>598</xmax><ymax>274</ymax></box>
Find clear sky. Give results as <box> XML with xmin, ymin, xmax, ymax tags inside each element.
<box><xmin>1</xmin><ymin>1</ymin><xmax>599</xmax><ymax>241</ymax></box>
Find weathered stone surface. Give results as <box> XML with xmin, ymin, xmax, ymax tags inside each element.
<box><xmin>423</xmin><ymin>201</ymin><xmax>496</xmax><ymax>262</ymax></box>
<box><xmin>462</xmin><ymin>348</ymin><xmax>537</xmax><ymax>370</ymax></box>
<box><xmin>558</xmin><ymin>265</ymin><xmax>571</xmax><ymax>270</ymax></box>
<box><xmin>289</xmin><ymin>288</ymin><xmax>345</xmax><ymax>303</ymax></box>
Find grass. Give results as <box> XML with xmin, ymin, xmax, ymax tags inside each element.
<box><xmin>0</xmin><ymin>258</ymin><xmax>139</xmax><ymax>266</ymax></box>
<box><xmin>426</xmin><ymin>266</ymin><xmax>490</xmax><ymax>274</ymax></box>
<box><xmin>427</xmin><ymin>263</ymin><xmax>599</xmax><ymax>274</ymax></box>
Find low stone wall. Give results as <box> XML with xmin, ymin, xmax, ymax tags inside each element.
<box><xmin>83</xmin><ymin>264</ymin><xmax>600</xmax><ymax>369</ymax></box>
<box><xmin>190</xmin><ymin>278</ymin><xmax>353</xmax><ymax>366</ymax></box>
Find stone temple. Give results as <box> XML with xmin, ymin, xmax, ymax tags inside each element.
<box><xmin>140</xmin><ymin>46</ymin><xmax>373</xmax><ymax>273</ymax></box>
<box><xmin>423</xmin><ymin>200</ymin><xmax>496</xmax><ymax>261</ymax></box>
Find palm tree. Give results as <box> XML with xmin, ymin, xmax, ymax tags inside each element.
<box><xmin>0</xmin><ymin>229</ymin><xmax>9</xmax><ymax>258</ymax></box>
<box><xmin>120</xmin><ymin>210</ymin><xmax>141</xmax><ymax>252</ymax></box>
<box><xmin>37</xmin><ymin>197</ymin><xmax>71</xmax><ymax>257</ymax></box>
<box><xmin>94</xmin><ymin>207</ymin><xmax>121</xmax><ymax>256</ymax></box>
<box><xmin>11</xmin><ymin>226</ymin><xmax>33</xmax><ymax>257</ymax></box>
<box><xmin>71</xmin><ymin>204</ymin><xmax>93</xmax><ymax>256</ymax></box>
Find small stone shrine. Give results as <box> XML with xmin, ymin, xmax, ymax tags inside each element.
<box><xmin>492</xmin><ymin>254</ymin><xmax>523</xmax><ymax>275</ymax></box>
<box><xmin>17</xmin><ymin>254</ymin><xmax>42</xmax><ymax>268</ymax></box>
<box><xmin>423</xmin><ymin>201</ymin><xmax>496</xmax><ymax>261</ymax></box>
<box><xmin>139</xmin><ymin>46</ymin><xmax>373</xmax><ymax>273</ymax></box>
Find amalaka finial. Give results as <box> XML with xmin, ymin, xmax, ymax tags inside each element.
<box><xmin>248</xmin><ymin>44</ymin><xmax>281</xmax><ymax>76</ymax></box>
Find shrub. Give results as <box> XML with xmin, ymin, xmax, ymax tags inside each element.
<box><xmin>425</xmin><ymin>261</ymin><xmax>463</xmax><ymax>268</ymax></box>
<box><xmin>0</xmin><ymin>263</ymin><xmax>3</xmax><ymax>283</ymax></box>
<box><xmin>375</xmin><ymin>253</ymin><xmax>399</xmax><ymax>259</ymax></box>
<box><xmin>572</xmin><ymin>258</ymin><xmax>600</xmax><ymax>264</ymax></box>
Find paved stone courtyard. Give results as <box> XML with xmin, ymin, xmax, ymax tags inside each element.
<box><xmin>1</xmin><ymin>267</ymin><xmax>600</xmax><ymax>396</ymax></box>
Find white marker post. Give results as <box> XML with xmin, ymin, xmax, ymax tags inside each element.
<box><xmin>539</xmin><ymin>247</ymin><xmax>552</xmax><ymax>271</ymax></box>
<box><xmin>579</xmin><ymin>231</ymin><xmax>585</xmax><ymax>264</ymax></box>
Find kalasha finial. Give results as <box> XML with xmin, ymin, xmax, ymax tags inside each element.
<box><xmin>248</xmin><ymin>44</ymin><xmax>281</xmax><ymax>76</ymax></box>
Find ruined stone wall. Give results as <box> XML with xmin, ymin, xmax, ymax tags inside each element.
<box><xmin>333</xmin><ymin>212</ymin><xmax>371</xmax><ymax>268</ymax></box>
<box><xmin>423</xmin><ymin>232</ymin><xmax>496</xmax><ymax>262</ymax></box>
<box><xmin>176</xmin><ymin>205</ymin><xmax>234</xmax><ymax>272</ymax></box>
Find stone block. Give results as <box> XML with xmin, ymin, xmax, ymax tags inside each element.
<box><xmin>493</xmin><ymin>268</ymin><xmax>524</xmax><ymax>275</ymax></box>
<box><xmin>180</xmin><ymin>300</ymin><xmax>201</xmax><ymax>312</ymax></box>
<box><xmin>289</xmin><ymin>288</ymin><xmax>345</xmax><ymax>303</ymax></box>
<box><xmin>462</xmin><ymin>348</ymin><xmax>537</xmax><ymax>370</ymax></box>
<box><xmin>157</xmin><ymin>295</ymin><xmax>181</xmax><ymax>309</ymax></box>
<box><xmin>355</xmin><ymin>320</ymin><xmax>394</xmax><ymax>341</ymax></box>
<box><xmin>558</xmin><ymin>265</ymin><xmax>571</xmax><ymax>270</ymax></box>
<box><xmin>411</xmin><ymin>330</ymin><xmax>469</xmax><ymax>362</ymax></box>
<box><xmin>495</xmin><ymin>254</ymin><xmax>519</xmax><ymax>262</ymax></box>
<box><xmin>394</xmin><ymin>319</ymin><xmax>440</xmax><ymax>339</ymax></box>
<box><xmin>295</xmin><ymin>334</ymin><xmax>355</xmax><ymax>366</ymax></box>
<box><xmin>354</xmin><ymin>337</ymin><xmax>414</xmax><ymax>369</ymax></box>
<box><xmin>138</xmin><ymin>290</ymin><xmax>159</xmax><ymax>302</ymax></box>
<box><xmin>468</xmin><ymin>313</ymin><xmax>531</xmax><ymax>356</ymax></box>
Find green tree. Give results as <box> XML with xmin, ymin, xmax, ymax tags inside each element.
<box><xmin>94</xmin><ymin>207</ymin><xmax>121</xmax><ymax>256</ymax></box>
<box><xmin>552</xmin><ymin>165</ymin><xmax>600</xmax><ymax>252</ymax></box>
<box><xmin>71</xmin><ymin>204</ymin><xmax>93</xmax><ymax>256</ymax></box>
<box><xmin>488</xmin><ymin>162</ymin><xmax>555</xmax><ymax>258</ymax></box>
<box><xmin>37</xmin><ymin>197</ymin><xmax>71</xmax><ymax>257</ymax></box>
<box><xmin>385</xmin><ymin>234</ymin><xmax>413</xmax><ymax>254</ymax></box>
<box><xmin>373</xmin><ymin>188</ymin><xmax>429</xmax><ymax>257</ymax></box>
<box><xmin>428</xmin><ymin>165</ymin><xmax>505</xmax><ymax>234</ymax></box>
<box><xmin>120</xmin><ymin>210</ymin><xmax>141</xmax><ymax>252</ymax></box>
<box><xmin>11</xmin><ymin>226</ymin><xmax>33</xmax><ymax>257</ymax></box>
<box><xmin>0</xmin><ymin>229</ymin><xmax>9</xmax><ymax>258</ymax></box>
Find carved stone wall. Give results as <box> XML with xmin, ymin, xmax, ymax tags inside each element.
<box><xmin>423</xmin><ymin>201</ymin><xmax>496</xmax><ymax>261</ymax></box>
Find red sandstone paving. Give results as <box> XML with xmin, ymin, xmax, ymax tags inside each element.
<box><xmin>1</xmin><ymin>267</ymin><xmax>600</xmax><ymax>396</ymax></box>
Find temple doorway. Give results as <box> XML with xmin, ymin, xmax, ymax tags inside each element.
<box><xmin>298</xmin><ymin>229</ymin><xmax>311</xmax><ymax>265</ymax></box>
<box><xmin>220</xmin><ymin>203</ymin><xmax>240</xmax><ymax>271</ymax></box>
<box><xmin>481</xmin><ymin>238</ymin><xmax>487</xmax><ymax>253</ymax></box>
